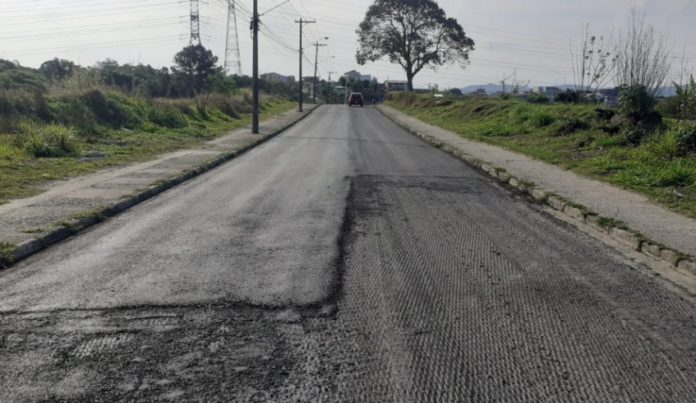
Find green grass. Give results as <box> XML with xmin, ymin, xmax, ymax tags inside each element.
<box><xmin>0</xmin><ymin>93</ymin><xmax>294</xmax><ymax>203</ymax></box>
<box><xmin>387</xmin><ymin>93</ymin><xmax>696</xmax><ymax>218</ymax></box>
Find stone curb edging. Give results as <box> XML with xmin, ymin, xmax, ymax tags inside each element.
<box><xmin>376</xmin><ymin>105</ymin><xmax>696</xmax><ymax>278</ymax></box>
<box><xmin>0</xmin><ymin>106</ymin><xmax>318</xmax><ymax>269</ymax></box>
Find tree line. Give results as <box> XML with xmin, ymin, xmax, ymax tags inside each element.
<box><xmin>0</xmin><ymin>45</ymin><xmax>299</xmax><ymax>101</ymax></box>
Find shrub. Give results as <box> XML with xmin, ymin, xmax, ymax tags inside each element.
<box><xmin>555</xmin><ymin>89</ymin><xmax>582</xmax><ymax>104</ymax></box>
<box><xmin>623</xmin><ymin>126</ymin><xmax>651</xmax><ymax>145</ymax></box>
<box><xmin>34</xmin><ymin>92</ymin><xmax>52</xmax><ymax>122</ymax></box>
<box><xmin>0</xmin><ymin>69</ymin><xmax>46</xmax><ymax>92</ymax></box>
<box><xmin>529</xmin><ymin>111</ymin><xmax>555</xmax><ymax>127</ymax></box>
<box><xmin>618</xmin><ymin>85</ymin><xmax>662</xmax><ymax>144</ymax></box>
<box><xmin>671</xmin><ymin>75</ymin><xmax>696</xmax><ymax>120</ymax></box>
<box><xmin>675</xmin><ymin>123</ymin><xmax>696</xmax><ymax>155</ymax></box>
<box><xmin>54</xmin><ymin>99</ymin><xmax>97</xmax><ymax>131</ymax></box>
<box><xmin>22</xmin><ymin>124</ymin><xmax>80</xmax><ymax>158</ymax></box>
<box><xmin>0</xmin><ymin>90</ymin><xmax>34</xmax><ymax>115</ymax></box>
<box><xmin>147</xmin><ymin>106</ymin><xmax>187</xmax><ymax>128</ymax></box>
<box><xmin>208</xmin><ymin>94</ymin><xmax>242</xmax><ymax>119</ymax></box>
<box><xmin>528</xmin><ymin>93</ymin><xmax>549</xmax><ymax>104</ymax></box>
<box><xmin>556</xmin><ymin>116</ymin><xmax>590</xmax><ymax>135</ymax></box>
<box><xmin>619</xmin><ymin>85</ymin><xmax>658</xmax><ymax>123</ymax></box>
<box><xmin>595</xmin><ymin>108</ymin><xmax>616</xmax><ymax>121</ymax></box>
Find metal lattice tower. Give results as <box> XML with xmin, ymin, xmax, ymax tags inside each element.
<box><xmin>189</xmin><ymin>0</ymin><xmax>201</xmax><ymax>45</ymax></box>
<box><xmin>224</xmin><ymin>0</ymin><xmax>242</xmax><ymax>75</ymax></box>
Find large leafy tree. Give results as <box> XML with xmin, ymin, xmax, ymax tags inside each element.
<box><xmin>39</xmin><ymin>58</ymin><xmax>76</xmax><ymax>81</ymax></box>
<box><xmin>356</xmin><ymin>0</ymin><xmax>474</xmax><ymax>91</ymax></box>
<box><xmin>172</xmin><ymin>44</ymin><xmax>219</xmax><ymax>97</ymax></box>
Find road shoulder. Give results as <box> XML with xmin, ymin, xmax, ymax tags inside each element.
<box><xmin>0</xmin><ymin>105</ymin><xmax>318</xmax><ymax>268</ymax></box>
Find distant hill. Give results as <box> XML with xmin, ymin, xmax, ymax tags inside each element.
<box><xmin>462</xmin><ymin>83</ymin><xmax>677</xmax><ymax>97</ymax></box>
<box><xmin>461</xmin><ymin>83</ymin><xmax>571</xmax><ymax>94</ymax></box>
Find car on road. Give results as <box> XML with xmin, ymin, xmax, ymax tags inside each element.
<box><xmin>348</xmin><ymin>92</ymin><xmax>364</xmax><ymax>107</ymax></box>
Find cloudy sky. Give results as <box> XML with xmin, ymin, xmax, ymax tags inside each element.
<box><xmin>1</xmin><ymin>0</ymin><xmax>695</xmax><ymax>89</ymax></box>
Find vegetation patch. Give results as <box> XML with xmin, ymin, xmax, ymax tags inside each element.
<box><xmin>387</xmin><ymin>93</ymin><xmax>696</xmax><ymax>218</ymax></box>
<box><xmin>0</xmin><ymin>88</ymin><xmax>293</xmax><ymax>203</ymax></box>
<box><xmin>0</xmin><ymin>242</ymin><xmax>16</xmax><ymax>268</ymax></box>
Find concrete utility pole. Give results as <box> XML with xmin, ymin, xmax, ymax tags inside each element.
<box><xmin>295</xmin><ymin>18</ymin><xmax>315</xmax><ymax>112</ymax></box>
<box><xmin>251</xmin><ymin>0</ymin><xmax>259</xmax><ymax>134</ymax></box>
<box><xmin>312</xmin><ymin>39</ymin><xmax>328</xmax><ymax>104</ymax></box>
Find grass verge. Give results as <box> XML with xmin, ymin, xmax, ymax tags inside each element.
<box><xmin>387</xmin><ymin>93</ymin><xmax>696</xmax><ymax>218</ymax></box>
<box><xmin>0</xmin><ymin>90</ymin><xmax>294</xmax><ymax>203</ymax></box>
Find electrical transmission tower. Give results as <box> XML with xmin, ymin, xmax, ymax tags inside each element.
<box><xmin>189</xmin><ymin>0</ymin><xmax>201</xmax><ymax>45</ymax></box>
<box><xmin>224</xmin><ymin>0</ymin><xmax>242</xmax><ymax>75</ymax></box>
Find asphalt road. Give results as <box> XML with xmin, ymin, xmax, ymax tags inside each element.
<box><xmin>2</xmin><ymin>106</ymin><xmax>696</xmax><ymax>402</ymax></box>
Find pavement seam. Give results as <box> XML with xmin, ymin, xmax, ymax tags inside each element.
<box><xmin>0</xmin><ymin>106</ymin><xmax>319</xmax><ymax>270</ymax></box>
<box><xmin>375</xmin><ymin>105</ymin><xmax>696</xmax><ymax>282</ymax></box>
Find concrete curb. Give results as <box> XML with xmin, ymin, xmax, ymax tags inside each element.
<box><xmin>0</xmin><ymin>106</ymin><xmax>318</xmax><ymax>269</ymax></box>
<box><xmin>376</xmin><ymin>105</ymin><xmax>696</xmax><ymax>279</ymax></box>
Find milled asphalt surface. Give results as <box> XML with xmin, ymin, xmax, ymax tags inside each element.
<box><xmin>378</xmin><ymin>105</ymin><xmax>696</xmax><ymax>258</ymax></box>
<box><xmin>2</xmin><ymin>106</ymin><xmax>696</xmax><ymax>401</ymax></box>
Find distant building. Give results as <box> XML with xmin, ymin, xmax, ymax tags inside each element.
<box><xmin>360</xmin><ymin>74</ymin><xmax>372</xmax><ymax>81</ymax></box>
<box><xmin>343</xmin><ymin>70</ymin><xmax>362</xmax><ymax>82</ymax></box>
<box><xmin>598</xmin><ymin>88</ymin><xmax>620</xmax><ymax>105</ymax></box>
<box><xmin>261</xmin><ymin>73</ymin><xmax>294</xmax><ymax>84</ymax></box>
<box><xmin>544</xmin><ymin>87</ymin><xmax>561</xmax><ymax>99</ymax></box>
<box><xmin>474</xmin><ymin>88</ymin><xmax>486</xmax><ymax>95</ymax></box>
<box><xmin>385</xmin><ymin>80</ymin><xmax>408</xmax><ymax>92</ymax></box>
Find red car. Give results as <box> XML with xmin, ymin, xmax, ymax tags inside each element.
<box><xmin>348</xmin><ymin>92</ymin><xmax>364</xmax><ymax>107</ymax></box>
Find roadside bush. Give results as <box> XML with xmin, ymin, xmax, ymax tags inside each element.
<box><xmin>618</xmin><ymin>85</ymin><xmax>662</xmax><ymax>144</ymax></box>
<box><xmin>595</xmin><ymin>108</ymin><xmax>616</xmax><ymax>122</ymax></box>
<box><xmin>81</xmin><ymin>90</ymin><xmax>115</xmax><ymax>123</ymax></box>
<box><xmin>0</xmin><ymin>69</ymin><xmax>46</xmax><ymax>92</ymax></box>
<box><xmin>104</xmin><ymin>92</ymin><xmax>146</xmax><ymax>129</ymax></box>
<box><xmin>0</xmin><ymin>91</ymin><xmax>34</xmax><ymax>115</ymax></box>
<box><xmin>147</xmin><ymin>106</ymin><xmax>187</xmax><ymax>128</ymax></box>
<box><xmin>34</xmin><ymin>92</ymin><xmax>52</xmax><ymax>122</ymax></box>
<box><xmin>208</xmin><ymin>94</ymin><xmax>246</xmax><ymax>119</ymax></box>
<box><xmin>555</xmin><ymin>89</ymin><xmax>582</xmax><ymax>104</ymax></box>
<box><xmin>528</xmin><ymin>93</ymin><xmax>550</xmax><ymax>104</ymax></box>
<box><xmin>556</xmin><ymin>116</ymin><xmax>590</xmax><ymax>135</ymax></box>
<box><xmin>22</xmin><ymin>124</ymin><xmax>80</xmax><ymax>158</ymax></box>
<box><xmin>667</xmin><ymin>75</ymin><xmax>696</xmax><ymax>120</ymax></box>
<box><xmin>623</xmin><ymin>126</ymin><xmax>652</xmax><ymax>145</ymax></box>
<box><xmin>619</xmin><ymin>85</ymin><xmax>658</xmax><ymax>124</ymax></box>
<box><xmin>675</xmin><ymin>123</ymin><xmax>696</xmax><ymax>155</ymax></box>
<box><xmin>529</xmin><ymin>111</ymin><xmax>555</xmax><ymax>127</ymax></box>
<box><xmin>53</xmin><ymin>99</ymin><xmax>97</xmax><ymax>131</ymax></box>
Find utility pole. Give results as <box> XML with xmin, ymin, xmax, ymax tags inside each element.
<box><xmin>295</xmin><ymin>18</ymin><xmax>315</xmax><ymax>112</ymax></box>
<box><xmin>251</xmin><ymin>0</ymin><xmax>259</xmax><ymax>133</ymax></box>
<box><xmin>312</xmin><ymin>39</ymin><xmax>327</xmax><ymax>104</ymax></box>
<box><xmin>327</xmin><ymin>71</ymin><xmax>337</xmax><ymax>104</ymax></box>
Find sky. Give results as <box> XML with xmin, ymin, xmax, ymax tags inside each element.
<box><xmin>1</xmin><ymin>0</ymin><xmax>695</xmax><ymax>89</ymax></box>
